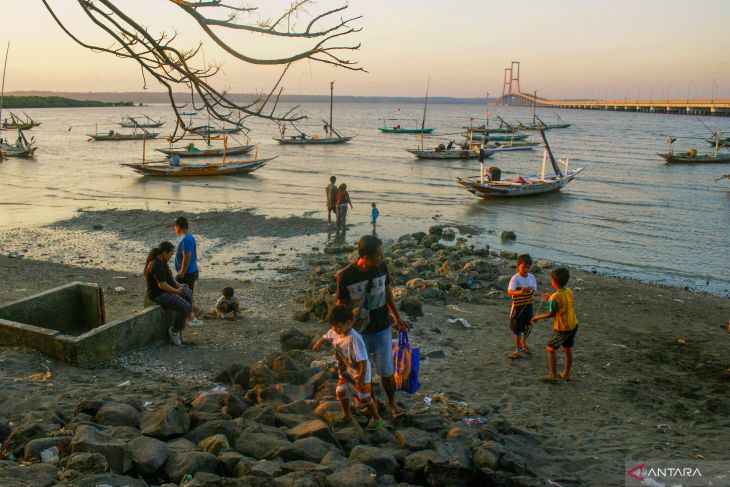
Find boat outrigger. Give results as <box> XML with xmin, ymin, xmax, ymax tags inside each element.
<box><xmin>274</xmin><ymin>81</ymin><xmax>353</xmax><ymax>145</ymax></box>
<box><xmin>658</xmin><ymin>137</ymin><xmax>730</xmax><ymax>164</ymax></box>
<box><xmin>120</xmin><ymin>115</ymin><xmax>164</xmax><ymax>128</ymax></box>
<box><xmin>456</xmin><ymin>130</ymin><xmax>583</xmax><ymax>198</ymax></box>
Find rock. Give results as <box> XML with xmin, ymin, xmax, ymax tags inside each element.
<box><xmin>332</xmin><ymin>424</ymin><xmax>370</xmax><ymax>454</ymax></box>
<box><xmin>164</xmin><ymin>449</ymin><xmax>220</xmax><ymax>482</ymax></box>
<box><xmin>500</xmin><ymin>231</ymin><xmax>516</xmax><ymax>241</ymax></box>
<box><xmin>275</xmin><ymin>412</ymin><xmax>312</xmax><ymax>429</ymax></box>
<box><xmin>194</xmin><ymin>471</ymin><xmax>222</xmax><ymax>483</ymax></box>
<box><xmin>249</xmin><ymin>362</ymin><xmax>277</xmax><ymax>388</ymax></box>
<box><xmin>286</xmin><ymin>419</ymin><xmax>336</xmax><ymax>445</ymax></box>
<box><xmin>499</xmin><ymin>451</ymin><xmax>534</xmax><ymax>476</ymax></box>
<box><xmin>166</xmin><ymin>437</ymin><xmax>197</xmax><ymax>451</ymax></box>
<box><xmin>92</xmin><ymin>224</ymin><xmax>104</xmax><ymax>230</ymax></box>
<box><xmin>95</xmin><ymin>401</ymin><xmax>141</xmax><ymax>428</ymax></box>
<box><xmin>281</xmin><ymin>460</ymin><xmax>333</xmax><ymax>474</ymax></box>
<box><xmin>441</xmin><ymin>229</ymin><xmax>456</xmax><ymax>241</ymax></box>
<box><xmin>536</xmin><ymin>260</ymin><xmax>553</xmax><ymax>270</ymax></box>
<box><xmin>213</xmin><ymin>364</ymin><xmax>251</xmax><ymax>389</ymax></box>
<box><xmin>314</xmin><ymin>401</ymin><xmax>342</xmax><ymax>423</ymax></box>
<box><xmin>366</xmin><ymin>427</ymin><xmax>394</xmax><ymax>446</ymax></box>
<box><xmin>274</xmin><ymin>471</ymin><xmax>327</xmax><ymax>487</ymax></box>
<box><xmin>495</xmin><ymin>275</ymin><xmax>512</xmax><ymax>290</ymax></box>
<box><xmin>199</xmin><ymin>434</ymin><xmax>230</xmax><ymax>456</ymax></box>
<box><xmin>394</xmin><ymin>428</ymin><xmax>436</xmax><ymax>451</ymax></box>
<box><xmin>424</xmin><ymin>350</ymin><xmax>446</xmax><ymax>360</ymax></box>
<box><xmin>448</xmin><ymin>285</ymin><xmax>472</xmax><ymax>302</ymax></box>
<box><xmin>421</xmin><ymin>235</ymin><xmax>439</xmax><ymax>247</ymax></box>
<box><xmin>293</xmin><ymin>436</ymin><xmax>340</xmax><ymax>463</ymax></box>
<box><xmin>271</xmin><ymin>353</ymin><xmax>310</xmax><ymax>385</ymax></box>
<box><xmin>233</xmin><ymin>456</ymin><xmax>260</xmax><ymax>477</ymax></box>
<box><xmin>292</xmin><ymin>310</ymin><xmax>311</xmax><ymax>323</ymax></box>
<box><xmin>105</xmin><ymin>426</ymin><xmax>143</xmax><ymax>443</ymax></box>
<box><xmin>70</xmin><ymin>425</ymin><xmax>132</xmax><ymax>474</ymax></box>
<box><xmin>62</xmin><ymin>473</ymin><xmax>148</xmax><ymax>487</ymax></box>
<box><xmin>242</xmin><ymin>405</ymin><xmax>276</xmax><ymax>426</ymax></box>
<box><xmin>470</xmin><ymin>444</ymin><xmax>501</xmax><ymax>470</ymax></box>
<box><xmin>499</xmin><ymin>250</ymin><xmax>518</xmax><ymax>260</ymax></box>
<box><xmin>128</xmin><ymin>435</ymin><xmax>169</xmax><ymax>476</ymax></box>
<box><xmin>326</xmin><ymin>462</ymin><xmax>377</xmax><ymax>487</ymax></box>
<box><xmin>434</xmin><ymin>441</ymin><xmax>471</xmax><ymax>468</ymax></box>
<box><xmin>402</xmin><ymin>450</ymin><xmax>448</xmax><ymax>485</ymax></box>
<box><xmin>218</xmin><ymin>451</ymin><xmax>247</xmax><ymax>476</ymax></box>
<box><xmin>23</xmin><ymin>436</ymin><xmax>72</xmax><ymax>461</ymax></box>
<box><xmin>398</xmin><ymin>234</ymin><xmax>414</xmax><ymax>242</ymax></box>
<box><xmin>140</xmin><ymin>397</ymin><xmax>190</xmax><ymax>438</ymax></box>
<box><xmin>185</xmin><ymin>419</ymin><xmax>238</xmax><ymax>445</ymax></box>
<box><xmin>60</xmin><ymin>452</ymin><xmax>109</xmax><ymax>474</ymax></box>
<box><xmin>424</xmin><ymin>461</ymin><xmax>517</xmax><ymax>487</ymax></box>
<box><xmin>324</xmin><ymin>244</ymin><xmax>355</xmax><ymax>254</ymax></box>
<box><xmin>192</xmin><ymin>390</ymin><xmax>231</xmax><ymax>414</ymax></box>
<box><xmin>320</xmin><ymin>451</ymin><xmax>355</xmax><ymax>472</ymax></box>
<box><xmin>74</xmin><ymin>399</ymin><xmax>105</xmax><ymax>417</ymax></box>
<box><xmin>399</xmin><ymin>297</ymin><xmax>423</xmax><ymax>318</ymax></box>
<box><xmin>411</xmin><ymin>232</ymin><xmax>427</xmax><ymax>241</ymax></box>
<box><xmin>0</xmin><ymin>461</ymin><xmax>58</xmax><ymax>487</ymax></box>
<box><xmin>250</xmin><ymin>459</ymin><xmax>284</xmax><ymax>477</ymax></box>
<box><xmin>348</xmin><ymin>445</ymin><xmax>398</xmax><ymax>476</ymax></box>
<box><xmin>235</xmin><ymin>433</ymin><xmax>306</xmax><ymax>461</ymax></box>
<box><xmin>5</xmin><ymin>410</ymin><xmax>63</xmax><ymax>456</ymax></box>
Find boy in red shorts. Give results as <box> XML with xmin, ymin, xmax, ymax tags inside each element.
<box><xmin>531</xmin><ymin>267</ymin><xmax>578</xmax><ymax>382</ymax></box>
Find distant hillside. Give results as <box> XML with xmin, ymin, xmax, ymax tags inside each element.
<box><xmin>8</xmin><ymin>91</ymin><xmax>490</xmax><ymax>105</ymax></box>
<box><xmin>1</xmin><ymin>95</ymin><xmax>135</xmax><ymax>108</ymax></box>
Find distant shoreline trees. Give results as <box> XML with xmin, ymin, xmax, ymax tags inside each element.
<box><xmin>2</xmin><ymin>96</ymin><xmax>135</xmax><ymax>109</ymax></box>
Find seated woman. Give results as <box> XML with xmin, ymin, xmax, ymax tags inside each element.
<box><xmin>144</xmin><ymin>241</ymin><xmax>193</xmax><ymax>346</ymax></box>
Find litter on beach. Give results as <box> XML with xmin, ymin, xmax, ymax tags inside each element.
<box><xmin>116</xmin><ymin>380</ymin><xmax>131</xmax><ymax>387</ymax></box>
<box><xmin>423</xmin><ymin>396</ymin><xmax>433</xmax><ymax>406</ymax></box>
<box><xmin>656</xmin><ymin>423</ymin><xmax>671</xmax><ymax>431</ymax></box>
<box><xmin>461</xmin><ymin>417</ymin><xmax>489</xmax><ymax>426</ymax></box>
<box><xmin>446</xmin><ymin>304</ymin><xmax>473</xmax><ymax>314</ymax></box>
<box><xmin>447</xmin><ymin>317</ymin><xmax>471</xmax><ymax>329</ymax></box>
<box><xmin>611</xmin><ymin>343</ymin><xmax>628</xmax><ymax>348</ymax></box>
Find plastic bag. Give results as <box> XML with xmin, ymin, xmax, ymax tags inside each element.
<box><xmin>393</xmin><ymin>331</ymin><xmax>420</xmax><ymax>393</ymax></box>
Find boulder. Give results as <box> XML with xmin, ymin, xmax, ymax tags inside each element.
<box><xmin>442</xmin><ymin>229</ymin><xmax>456</xmax><ymax>241</ymax></box>
<box><xmin>273</xmin><ymin>471</ymin><xmax>327</xmax><ymax>487</ymax></box>
<box><xmin>74</xmin><ymin>399</ymin><xmax>105</xmax><ymax>417</ymax></box>
<box><xmin>199</xmin><ymin>434</ymin><xmax>230</xmax><ymax>456</ymax></box>
<box><xmin>140</xmin><ymin>397</ymin><xmax>190</xmax><ymax>438</ymax></box>
<box><xmin>218</xmin><ymin>451</ymin><xmax>247</xmax><ymax>476</ymax></box>
<box><xmin>191</xmin><ymin>390</ymin><xmax>230</xmax><ymax>414</ymax></box>
<box><xmin>281</xmin><ymin>460</ymin><xmax>333</xmax><ymax>475</ymax></box>
<box><xmin>275</xmin><ymin>413</ymin><xmax>312</xmax><ymax>429</ymax></box>
<box><xmin>128</xmin><ymin>435</ymin><xmax>169</xmax><ymax>476</ymax></box>
<box><xmin>326</xmin><ymin>463</ymin><xmax>377</xmax><ymax>487</ymax></box>
<box><xmin>5</xmin><ymin>410</ymin><xmax>63</xmax><ymax>457</ymax></box>
<box><xmin>470</xmin><ymin>443</ymin><xmax>501</xmax><ymax>470</ymax></box>
<box><xmin>185</xmin><ymin>419</ymin><xmax>238</xmax><ymax>445</ymax></box>
<box><xmin>213</xmin><ymin>364</ymin><xmax>251</xmax><ymax>389</ymax></box>
<box><xmin>394</xmin><ymin>428</ymin><xmax>436</xmax><ymax>451</ymax></box>
<box><xmin>23</xmin><ymin>436</ymin><xmax>72</xmax><ymax>461</ymax></box>
<box><xmin>166</xmin><ymin>437</ymin><xmax>197</xmax><ymax>451</ymax></box>
<box><xmin>499</xmin><ymin>250</ymin><xmax>518</xmax><ymax>260</ymax></box>
<box><xmin>424</xmin><ymin>461</ymin><xmax>517</xmax><ymax>487</ymax></box>
<box><xmin>313</xmin><ymin>401</ymin><xmax>342</xmax><ymax>424</ymax></box>
<box><xmin>60</xmin><ymin>452</ymin><xmax>109</xmax><ymax>474</ymax></box>
<box><xmin>95</xmin><ymin>401</ymin><xmax>141</xmax><ymax>429</ymax></box>
<box><xmin>320</xmin><ymin>451</ymin><xmax>356</xmax><ymax>473</ymax></box>
<box><xmin>235</xmin><ymin>433</ymin><xmax>306</xmax><ymax>461</ymax></box>
<box><xmin>402</xmin><ymin>450</ymin><xmax>448</xmax><ymax>485</ymax></box>
<box><xmin>500</xmin><ymin>231</ymin><xmax>516</xmax><ymax>241</ymax></box>
<box><xmin>249</xmin><ymin>459</ymin><xmax>284</xmax><ymax>478</ymax></box>
<box><xmin>280</xmin><ymin>328</ymin><xmax>313</xmax><ymax>351</ymax></box>
<box><xmin>332</xmin><ymin>424</ymin><xmax>370</xmax><ymax>454</ymax></box>
<box><xmin>411</xmin><ymin>232</ymin><xmax>427</xmax><ymax>241</ymax></box>
<box><xmin>60</xmin><ymin>473</ymin><xmax>148</xmax><ymax>487</ymax></box>
<box><xmin>286</xmin><ymin>419</ymin><xmax>336</xmax><ymax>445</ymax></box>
<box><xmin>434</xmin><ymin>441</ymin><xmax>471</xmax><ymax>468</ymax></box>
<box><xmin>293</xmin><ymin>436</ymin><xmax>340</xmax><ymax>463</ymax></box>
<box><xmin>70</xmin><ymin>425</ymin><xmax>132</xmax><ymax>474</ymax></box>
<box><xmin>498</xmin><ymin>451</ymin><xmax>534</xmax><ymax>476</ymax></box>
<box><xmin>249</xmin><ymin>362</ymin><xmax>277</xmax><ymax>388</ymax></box>
<box><xmin>348</xmin><ymin>445</ymin><xmax>398</xmax><ymax>476</ymax></box>
<box><xmin>105</xmin><ymin>425</ymin><xmax>143</xmax><ymax>442</ymax></box>
<box><xmin>271</xmin><ymin>352</ymin><xmax>310</xmax><ymax>385</ymax></box>
<box><xmin>292</xmin><ymin>310</ymin><xmax>311</xmax><ymax>323</ymax></box>
<box><xmin>164</xmin><ymin>449</ymin><xmax>220</xmax><ymax>482</ymax></box>
<box><xmin>399</xmin><ymin>297</ymin><xmax>423</xmax><ymax>318</ymax></box>
<box><xmin>242</xmin><ymin>405</ymin><xmax>276</xmax><ymax>426</ymax></box>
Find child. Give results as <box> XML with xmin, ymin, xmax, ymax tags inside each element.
<box><xmin>214</xmin><ymin>287</ymin><xmax>241</xmax><ymax>319</ymax></box>
<box><xmin>312</xmin><ymin>304</ymin><xmax>385</xmax><ymax>430</ymax></box>
<box><xmin>507</xmin><ymin>254</ymin><xmax>537</xmax><ymax>359</ymax></box>
<box><xmin>531</xmin><ymin>268</ymin><xmax>579</xmax><ymax>382</ymax></box>
<box><xmin>370</xmin><ymin>203</ymin><xmax>379</xmax><ymax>231</ymax></box>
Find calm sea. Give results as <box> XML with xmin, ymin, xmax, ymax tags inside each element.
<box><xmin>1</xmin><ymin>103</ymin><xmax>728</xmax><ymax>295</ymax></box>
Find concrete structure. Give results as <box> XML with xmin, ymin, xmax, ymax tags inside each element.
<box><xmin>498</xmin><ymin>92</ymin><xmax>730</xmax><ymax>116</ymax></box>
<box><xmin>0</xmin><ymin>282</ymin><xmax>174</xmax><ymax>366</ymax></box>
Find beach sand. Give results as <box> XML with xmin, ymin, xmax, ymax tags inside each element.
<box><xmin>1</xmin><ymin>210</ymin><xmax>728</xmax><ymax>485</ymax></box>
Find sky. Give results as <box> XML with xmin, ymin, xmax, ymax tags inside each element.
<box><xmin>1</xmin><ymin>0</ymin><xmax>728</xmax><ymax>100</ymax></box>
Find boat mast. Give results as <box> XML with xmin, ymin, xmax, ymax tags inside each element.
<box><xmin>329</xmin><ymin>81</ymin><xmax>334</xmax><ymax>135</ymax></box>
<box><xmin>0</xmin><ymin>42</ymin><xmax>9</xmax><ymax>129</ymax></box>
<box><xmin>533</xmin><ymin>90</ymin><xmax>537</xmax><ymax>126</ymax></box>
<box><xmin>421</xmin><ymin>78</ymin><xmax>430</xmax><ymax>131</ymax></box>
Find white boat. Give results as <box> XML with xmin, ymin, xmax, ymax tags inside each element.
<box><xmin>0</xmin><ymin>130</ymin><xmax>37</xmax><ymax>158</ymax></box>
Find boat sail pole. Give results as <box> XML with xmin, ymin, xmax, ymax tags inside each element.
<box><xmin>329</xmin><ymin>81</ymin><xmax>334</xmax><ymax>137</ymax></box>
<box><xmin>0</xmin><ymin>42</ymin><xmax>10</xmax><ymax>130</ymax></box>
<box><xmin>421</xmin><ymin>77</ymin><xmax>430</xmax><ymax>131</ymax></box>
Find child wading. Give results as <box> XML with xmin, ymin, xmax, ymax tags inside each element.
<box><xmin>507</xmin><ymin>254</ymin><xmax>537</xmax><ymax>359</ymax></box>
<box><xmin>370</xmin><ymin>203</ymin><xmax>379</xmax><ymax>232</ymax></box>
<box><xmin>531</xmin><ymin>267</ymin><xmax>579</xmax><ymax>382</ymax></box>
<box><xmin>312</xmin><ymin>305</ymin><xmax>385</xmax><ymax>430</ymax></box>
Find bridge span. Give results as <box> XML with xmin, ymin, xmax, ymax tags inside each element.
<box><xmin>499</xmin><ymin>92</ymin><xmax>730</xmax><ymax>117</ymax></box>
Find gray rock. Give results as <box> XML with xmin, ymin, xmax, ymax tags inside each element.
<box><xmin>105</xmin><ymin>425</ymin><xmax>143</xmax><ymax>442</ymax></box>
<box><xmin>213</xmin><ymin>364</ymin><xmax>251</xmax><ymax>389</ymax></box>
<box><xmin>166</xmin><ymin>437</ymin><xmax>197</xmax><ymax>451</ymax></box>
<box><xmin>411</xmin><ymin>232</ymin><xmax>427</xmax><ymax>241</ymax></box>
<box><xmin>402</xmin><ymin>450</ymin><xmax>448</xmax><ymax>485</ymax></box>
<box><xmin>192</xmin><ymin>390</ymin><xmax>231</xmax><ymax>414</ymax></box>
<box><xmin>281</xmin><ymin>460</ymin><xmax>333</xmax><ymax>475</ymax></box>
<box><xmin>4</xmin><ymin>410</ymin><xmax>63</xmax><ymax>456</ymax></box>
<box><xmin>498</xmin><ymin>451</ymin><xmax>534</xmax><ymax>476</ymax></box>
<box><xmin>470</xmin><ymin>444</ymin><xmax>501</xmax><ymax>470</ymax></box>
<box><xmin>249</xmin><ymin>362</ymin><xmax>277</xmax><ymax>388</ymax></box>
<box><xmin>500</xmin><ymin>231</ymin><xmax>516</xmax><ymax>241</ymax></box>
<box><xmin>275</xmin><ymin>412</ymin><xmax>312</xmax><ymax>429</ymax></box>
<box><xmin>366</xmin><ymin>427</ymin><xmax>394</xmax><ymax>446</ymax></box>
<box><xmin>273</xmin><ymin>471</ymin><xmax>327</xmax><ymax>487</ymax></box>
<box><xmin>326</xmin><ymin>463</ymin><xmax>377</xmax><ymax>487</ymax></box>
<box><xmin>271</xmin><ymin>352</ymin><xmax>310</xmax><ymax>385</ymax></box>
<box><xmin>399</xmin><ymin>297</ymin><xmax>423</xmax><ymax>318</ymax></box>
<box><xmin>291</xmin><ymin>310</ymin><xmax>311</xmax><ymax>323</ymax></box>
<box><xmin>60</xmin><ymin>452</ymin><xmax>109</xmax><ymax>474</ymax></box>
<box><xmin>95</xmin><ymin>401</ymin><xmax>141</xmax><ymax>429</ymax></box>
<box><xmin>23</xmin><ymin>436</ymin><xmax>72</xmax><ymax>461</ymax></box>
<box><xmin>424</xmin><ymin>461</ymin><xmax>516</xmax><ymax>486</ymax></box>
<box><xmin>286</xmin><ymin>419</ymin><xmax>336</xmax><ymax>445</ymax></box>
<box><xmin>235</xmin><ymin>433</ymin><xmax>306</xmax><ymax>461</ymax></box>
<box><xmin>313</xmin><ymin>401</ymin><xmax>341</xmax><ymax>423</ymax></box>
<box><xmin>348</xmin><ymin>445</ymin><xmax>398</xmax><ymax>476</ymax></box>
<box><xmin>140</xmin><ymin>397</ymin><xmax>190</xmax><ymax>438</ymax></box>
<box><xmin>442</xmin><ymin>229</ymin><xmax>456</xmax><ymax>241</ymax></box>
<box><xmin>0</xmin><ymin>460</ymin><xmax>58</xmax><ymax>487</ymax></box>
<box><xmin>434</xmin><ymin>441</ymin><xmax>471</xmax><ymax>468</ymax></box>
<box><xmin>70</xmin><ymin>425</ymin><xmax>132</xmax><ymax>474</ymax></box>
<box><xmin>428</xmin><ymin>225</ymin><xmax>445</xmax><ymax>236</ymax></box>
<box><xmin>58</xmin><ymin>473</ymin><xmax>148</xmax><ymax>487</ymax></box>
<box><xmin>185</xmin><ymin>419</ymin><xmax>237</xmax><ymax>445</ymax></box>
<box><xmin>199</xmin><ymin>434</ymin><xmax>230</xmax><ymax>456</ymax></box>
<box><xmin>394</xmin><ymin>428</ymin><xmax>436</xmax><ymax>451</ymax></box>
<box><xmin>499</xmin><ymin>250</ymin><xmax>518</xmax><ymax>260</ymax></box>
<box><xmin>281</xmin><ymin>328</ymin><xmax>313</xmax><ymax>351</ymax></box>
<box><xmin>218</xmin><ymin>451</ymin><xmax>247</xmax><ymax>476</ymax></box>
<box><xmin>332</xmin><ymin>424</ymin><xmax>370</xmax><ymax>454</ymax></box>
<box><xmin>128</xmin><ymin>435</ymin><xmax>169</xmax><ymax>476</ymax></box>
<box><xmin>242</xmin><ymin>404</ymin><xmax>276</xmax><ymax>426</ymax></box>
<box><xmin>193</xmin><ymin>471</ymin><xmax>222</xmax><ymax>483</ymax></box>
<box><xmin>164</xmin><ymin>449</ymin><xmax>220</xmax><ymax>482</ymax></box>
<box><xmin>293</xmin><ymin>436</ymin><xmax>340</xmax><ymax>463</ymax></box>
<box><xmin>250</xmin><ymin>459</ymin><xmax>284</xmax><ymax>477</ymax></box>
<box><xmin>320</xmin><ymin>451</ymin><xmax>355</xmax><ymax>472</ymax></box>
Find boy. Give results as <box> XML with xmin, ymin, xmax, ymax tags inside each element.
<box><xmin>507</xmin><ymin>254</ymin><xmax>537</xmax><ymax>359</ymax></box>
<box><xmin>531</xmin><ymin>267</ymin><xmax>579</xmax><ymax>382</ymax></box>
<box><xmin>370</xmin><ymin>203</ymin><xmax>379</xmax><ymax>231</ymax></box>
<box><xmin>174</xmin><ymin>216</ymin><xmax>203</xmax><ymax>326</ymax></box>
<box><xmin>214</xmin><ymin>287</ymin><xmax>241</xmax><ymax>319</ymax></box>
<box><xmin>312</xmin><ymin>304</ymin><xmax>385</xmax><ymax>430</ymax></box>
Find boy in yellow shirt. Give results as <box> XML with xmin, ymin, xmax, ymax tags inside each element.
<box><xmin>531</xmin><ymin>268</ymin><xmax>578</xmax><ymax>382</ymax></box>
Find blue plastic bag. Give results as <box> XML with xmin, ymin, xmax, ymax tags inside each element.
<box><xmin>393</xmin><ymin>331</ymin><xmax>420</xmax><ymax>393</ymax></box>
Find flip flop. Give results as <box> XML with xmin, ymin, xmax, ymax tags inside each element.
<box><xmin>366</xmin><ymin>419</ymin><xmax>386</xmax><ymax>431</ymax></box>
<box><xmin>329</xmin><ymin>417</ymin><xmax>352</xmax><ymax>428</ymax></box>
<box><xmin>538</xmin><ymin>375</ymin><xmax>559</xmax><ymax>384</ymax></box>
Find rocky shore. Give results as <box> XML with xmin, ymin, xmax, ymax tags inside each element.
<box><xmin>1</xmin><ymin>219</ymin><xmax>728</xmax><ymax>486</ymax></box>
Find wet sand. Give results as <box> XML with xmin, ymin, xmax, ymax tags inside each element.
<box><xmin>1</xmin><ymin>212</ymin><xmax>729</xmax><ymax>485</ymax></box>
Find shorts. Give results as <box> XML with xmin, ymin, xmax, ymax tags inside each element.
<box><xmin>547</xmin><ymin>326</ymin><xmax>578</xmax><ymax>351</ymax></box>
<box><xmin>360</xmin><ymin>327</ymin><xmax>395</xmax><ymax>378</ymax></box>
<box><xmin>178</xmin><ymin>271</ymin><xmax>199</xmax><ymax>291</ymax></box>
<box><xmin>370</xmin><ymin>217</ymin><xmax>378</xmax><ymax>225</ymax></box>
<box><xmin>217</xmin><ymin>301</ymin><xmax>239</xmax><ymax>313</ymax></box>
<box><xmin>336</xmin><ymin>379</ymin><xmax>373</xmax><ymax>403</ymax></box>
<box><xmin>509</xmin><ymin>304</ymin><xmax>533</xmax><ymax>336</ymax></box>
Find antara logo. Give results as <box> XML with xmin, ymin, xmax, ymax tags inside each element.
<box><xmin>627</xmin><ymin>464</ymin><xmax>644</xmax><ymax>481</ymax></box>
<box><xmin>627</xmin><ymin>464</ymin><xmax>703</xmax><ymax>481</ymax></box>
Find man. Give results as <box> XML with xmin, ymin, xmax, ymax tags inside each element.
<box><xmin>174</xmin><ymin>216</ymin><xmax>203</xmax><ymax>326</ymax></box>
<box><xmin>325</xmin><ymin>176</ymin><xmax>338</xmax><ymax>226</ymax></box>
<box><xmin>336</xmin><ymin>235</ymin><xmax>410</xmax><ymax>419</ymax></box>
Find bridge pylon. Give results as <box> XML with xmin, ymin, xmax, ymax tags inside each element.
<box><xmin>499</xmin><ymin>61</ymin><xmax>521</xmax><ymax>106</ymax></box>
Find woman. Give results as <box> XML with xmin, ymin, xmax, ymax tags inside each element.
<box><xmin>335</xmin><ymin>183</ymin><xmax>354</xmax><ymax>231</ymax></box>
<box><xmin>144</xmin><ymin>241</ymin><xmax>192</xmax><ymax>346</ymax></box>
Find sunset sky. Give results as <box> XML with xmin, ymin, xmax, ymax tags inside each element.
<box><xmin>2</xmin><ymin>0</ymin><xmax>728</xmax><ymax>99</ymax></box>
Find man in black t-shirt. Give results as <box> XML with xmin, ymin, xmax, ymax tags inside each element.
<box><xmin>336</xmin><ymin>235</ymin><xmax>410</xmax><ymax>418</ymax></box>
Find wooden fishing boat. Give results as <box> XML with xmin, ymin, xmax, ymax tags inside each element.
<box><xmin>156</xmin><ymin>144</ymin><xmax>255</xmax><ymax>158</ymax></box>
<box><xmin>490</xmin><ymin>141</ymin><xmax>542</xmax><ymax>152</ymax></box>
<box><xmin>706</xmin><ymin>138</ymin><xmax>730</xmax><ymax>147</ymax></box>
<box><xmin>120</xmin><ymin>115</ymin><xmax>164</xmax><ymax>128</ymax></box>
<box><xmin>87</xmin><ymin>130</ymin><xmax>160</xmax><ymax>141</ymax></box>
<box><xmin>468</xmin><ymin>132</ymin><xmax>529</xmax><ymax>142</ymax></box>
<box><xmin>180</xmin><ymin>111</ymin><xmax>197</xmax><ymax>116</ymax></box>
<box><xmin>407</xmin><ymin>147</ymin><xmax>492</xmax><ymax>160</ymax></box>
<box><xmin>189</xmin><ymin>125</ymin><xmax>242</xmax><ymax>135</ymax></box>
<box><xmin>0</xmin><ymin>131</ymin><xmax>37</xmax><ymax>157</ymax></box>
<box><xmin>659</xmin><ymin>137</ymin><xmax>730</xmax><ymax>164</ymax></box>
<box><xmin>122</xmin><ymin>157</ymin><xmax>274</xmax><ymax>177</ymax></box>
<box><xmin>456</xmin><ymin>131</ymin><xmax>583</xmax><ymax>198</ymax></box>
<box><xmin>2</xmin><ymin>112</ymin><xmax>41</xmax><ymax>130</ymax></box>
<box><xmin>379</xmin><ymin>79</ymin><xmax>435</xmax><ymax>134</ymax></box>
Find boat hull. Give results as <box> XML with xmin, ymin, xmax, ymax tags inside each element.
<box><xmin>469</xmin><ymin>133</ymin><xmax>528</xmax><ymax>142</ymax></box>
<box><xmin>406</xmin><ymin>148</ymin><xmax>488</xmax><ymax>160</ymax></box>
<box><xmin>88</xmin><ymin>133</ymin><xmax>160</xmax><ymax>141</ymax></box>
<box><xmin>120</xmin><ymin>122</ymin><xmax>164</xmax><ymax>128</ymax></box>
<box><xmin>658</xmin><ymin>152</ymin><xmax>730</xmax><ymax>164</ymax></box>
<box><xmin>456</xmin><ymin>169</ymin><xmax>583</xmax><ymax>198</ymax></box>
<box><xmin>517</xmin><ymin>123</ymin><xmax>571</xmax><ymax>131</ymax></box>
<box><xmin>1</xmin><ymin>123</ymin><xmax>40</xmax><ymax>130</ymax></box>
<box><xmin>121</xmin><ymin>156</ymin><xmax>275</xmax><ymax>177</ymax></box>
<box><xmin>379</xmin><ymin>128</ymin><xmax>435</xmax><ymax>134</ymax></box>
<box><xmin>0</xmin><ymin>146</ymin><xmax>37</xmax><ymax>157</ymax></box>
<box><xmin>156</xmin><ymin>145</ymin><xmax>255</xmax><ymax>157</ymax></box>
<box><xmin>491</xmin><ymin>142</ymin><xmax>541</xmax><ymax>152</ymax></box>
<box><xmin>273</xmin><ymin>136</ymin><xmax>353</xmax><ymax>145</ymax></box>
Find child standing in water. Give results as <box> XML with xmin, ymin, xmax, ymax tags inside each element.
<box><xmin>370</xmin><ymin>203</ymin><xmax>379</xmax><ymax>231</ymax></box>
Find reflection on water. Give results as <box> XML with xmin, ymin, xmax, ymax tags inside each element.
<box><xmin>0</xmin><ymin>104</ymin><xmax>728</xmax><ymax>294</ymax></box>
